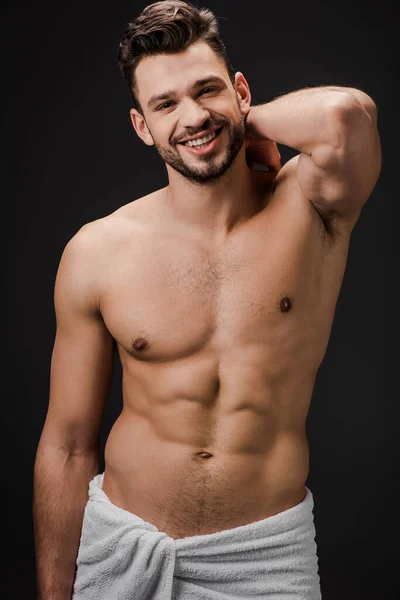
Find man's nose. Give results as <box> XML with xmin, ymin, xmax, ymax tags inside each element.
<box><xmin>181</xmin><ymin>98</ymin><xmax>212</xmax><ymax>130</ymax></box>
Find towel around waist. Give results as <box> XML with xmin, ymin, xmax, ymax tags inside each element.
<box><xmin>72</xmin><ymin>472</ymin><xmax>321</xmax><ymax>599</ymax></box>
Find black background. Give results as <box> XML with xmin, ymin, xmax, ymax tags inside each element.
<box><xmin>6</xmin><ymin>0</ymin><xmax>399</xmax><ymax>598</ymax></box>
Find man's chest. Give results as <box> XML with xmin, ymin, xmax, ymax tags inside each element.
<box><xmin>99</xmin><ymin>206</ymin><xmax>337</xmax><ymax>363</ymax></box>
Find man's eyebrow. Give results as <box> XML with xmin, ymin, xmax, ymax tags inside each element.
<box><xmin>147</xmin><ymin>76</ymin><xmax>226</xmax><ymax>108</ymax></box>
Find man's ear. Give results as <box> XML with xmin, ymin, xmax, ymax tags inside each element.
<box><xmin>130</xmin><ymin>109</ymin><xmax>155</xmax><ymax>146</ymax></box>
<box><xmin>234</xmin><ymin>72</ymin><xmax>251</xmax><ymax>118</ymax></box>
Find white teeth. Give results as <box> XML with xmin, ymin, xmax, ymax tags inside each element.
<box><xmin>183</xmin><ymin>130</ymin><xmax>217</xmax><ymax>147</ymax></box>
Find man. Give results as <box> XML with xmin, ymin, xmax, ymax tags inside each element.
<box><xmin>33</xmin><ymin>1</ymin><xmax>381</xmax><ymax>599</ymax></box>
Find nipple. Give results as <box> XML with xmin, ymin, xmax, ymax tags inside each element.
<box><xmin>132</xmin><ymin>337</ymin><xmax>148</xmax><ymax>351</ymax></box>
<box><xmin>280</xmin><ymin>296</ymin><xmax>292</xmax><ymax>313</ymax></box>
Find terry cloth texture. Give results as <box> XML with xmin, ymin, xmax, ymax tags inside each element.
<box><xmin>72</xmin><ymin>472</ymin><xmax>321</xmax><ymax>599</ymax></box>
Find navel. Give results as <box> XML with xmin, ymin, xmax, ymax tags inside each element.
<box><xmin>196</xmin><ymin>451</ymin><xmax>213</xmax><ymax>459</ymax></box>
<box><xmin>279</xmin><ymin>296</ymin><xmax>292</xmax><ymax>313</ymax></box>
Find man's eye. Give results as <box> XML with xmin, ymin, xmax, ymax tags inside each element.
<box><xmin>156</xmin><ymin>88</ymin><xmax>218</xmax><ymax>111</ymax></box>
<box><xmin>157</xmin><ymin>101</ymin><xmax>174</xmax><ymax>111</ymax></box>
<box><xmin>199</xmin><ymin>87</ymin><xmax>218</xmax><ymax>95</ymax></box>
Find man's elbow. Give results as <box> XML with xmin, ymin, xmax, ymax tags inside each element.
<box><xmin>334</xmin><ymin>90</ymin><xmax>378</xmax><ymax>129</ymax></box>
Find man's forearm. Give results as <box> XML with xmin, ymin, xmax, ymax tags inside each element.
<box><xmin>247</xmin><ymin>85</ymin><xmax>374</xmax><ymax>155</ymax></box>
<box><xmin>33</xmin><ymin>444</ymin><xmax>99</xmax><ymax>600</ymax></box>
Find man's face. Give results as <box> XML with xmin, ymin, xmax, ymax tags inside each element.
<box><xmin>131</xmin><ymin>41</ymin><xmax>251</xmax><ymax>184</ymax></box>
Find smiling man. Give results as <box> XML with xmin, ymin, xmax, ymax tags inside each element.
<box><xmin>142</xmin><ymin>68</ymin><xmax>247</xmax><ymax>184</ymax></box>
<box><xmin>33</xmin><ymin>1</ymin><xmax>381</xmax><ymax>599</ymax></box>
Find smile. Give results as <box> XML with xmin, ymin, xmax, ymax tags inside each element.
<box><xmin>179</xmin><ymin>127</ymin><xmax>223</xmax><ymax>155</ymax></box>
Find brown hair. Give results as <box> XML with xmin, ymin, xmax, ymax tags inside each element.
<box><xmin>117</xmin><ymin>0</ymin><xmax>236</xmax><ymax>114</ymax></box>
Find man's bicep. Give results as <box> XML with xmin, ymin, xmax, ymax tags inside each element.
<box><xmin>296</xmin><ymin>97</ymin><xmax>382</xmax><ymax>228</ymax></box>
<box><xmin>42</xmin><ymin>228</ymin><xmax>115</xmax><ymax>454</ymax></box>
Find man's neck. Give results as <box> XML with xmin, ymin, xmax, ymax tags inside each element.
<box><xmin>163</xmin><ymin>153</ymin><xmax>266</xmax><ymax>244</ymax></box>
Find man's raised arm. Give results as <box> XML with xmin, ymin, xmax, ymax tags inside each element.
<box><xmin>245</xmin><ymin>84</ymin><xmax>381</xmax><ymax>227</ymax></box>
<box><xmin>246</xmin><ymin>84</ymin><xmax>376</xmax><ymax>155</ymax></box>
<box><xmin>33</xmin><ymin>223</ymin><xmax>115</xmax><ymax>600</ymax></box>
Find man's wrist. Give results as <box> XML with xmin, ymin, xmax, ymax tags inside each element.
<box><xmin>245</xmin><ymin>104</ymin><xmax>274</xmax><ymax>141</ymax></box>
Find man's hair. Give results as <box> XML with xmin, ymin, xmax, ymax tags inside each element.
<box><xmin>117</xmin><ymin>0</ymin><xmax>236</xmax><ymax>115</ymax></box>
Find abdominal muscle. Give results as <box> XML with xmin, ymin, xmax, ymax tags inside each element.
<box><xmin>102</xmin><ymin>379</ymin><xmax>312</xmax><ymax>540</ymax></box>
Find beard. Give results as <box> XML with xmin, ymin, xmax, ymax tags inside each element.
<box><xmin>148</xmin><ymin>112</ymin><xmax>246</xmax><ymax>186</ymax></box>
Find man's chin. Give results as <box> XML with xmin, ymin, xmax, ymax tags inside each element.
<box><xmin>179</xmin><ymin>160</ymin><xmax>235</xmax><ymax>184</ymax></box>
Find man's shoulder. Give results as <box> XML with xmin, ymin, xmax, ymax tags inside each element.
<box><xmin>72</xmin><ymin>188</ymin><xmax>164</xmax><ymax>250</ymax></box>
<box><xmin>110</xmin><ymin>187</ymin><xmax>163</xmax><ymax>230</ymax></box>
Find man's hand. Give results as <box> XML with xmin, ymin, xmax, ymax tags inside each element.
<box><xmin>244</xmin><ymin>108</ymin><xmax>282</xmax><ymax>173</ymax></box>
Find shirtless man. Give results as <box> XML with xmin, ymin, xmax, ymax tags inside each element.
<box><xmin>33</xmin><ymin>1</ymin><xmax>381</xmax><ymax>599</ymax></box>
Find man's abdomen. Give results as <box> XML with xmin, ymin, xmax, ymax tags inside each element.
<box><xmin>102</xmin><ymin>399</ymin><xmax>310</xmax><ymax>539</ymax></box>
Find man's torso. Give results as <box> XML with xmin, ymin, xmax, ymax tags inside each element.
<box><xmin>92</xmin><ymin>165</ymin><xmax>351</xmax><ymax>539</ymax></box>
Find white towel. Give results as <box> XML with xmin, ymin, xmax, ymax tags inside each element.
<box><xmin>72</xmin><ymin>472</ymin><xmax>321</xmax><ymax>599</ymax></box>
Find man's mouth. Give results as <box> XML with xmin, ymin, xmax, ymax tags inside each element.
<box><xmin>177</xmin><ymin>127</ymin><xmax>224</xmax><ymax>155</ymax></box>
<box><xmin>179</xmin><ymin>127</ymin><xmax>223</xmax><ymax>148</ymax></box>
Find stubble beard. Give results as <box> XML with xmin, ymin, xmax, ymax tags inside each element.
<box><xmin>149</xmin><ymin>113</ymin><xmax>247</xmax><ymax>186</ymax></box>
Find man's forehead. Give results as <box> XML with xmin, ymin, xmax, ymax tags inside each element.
<box><xmin>136</xmin><ymin>41</ymin><xmax>228</xmax><ymax>99</ymax></box>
